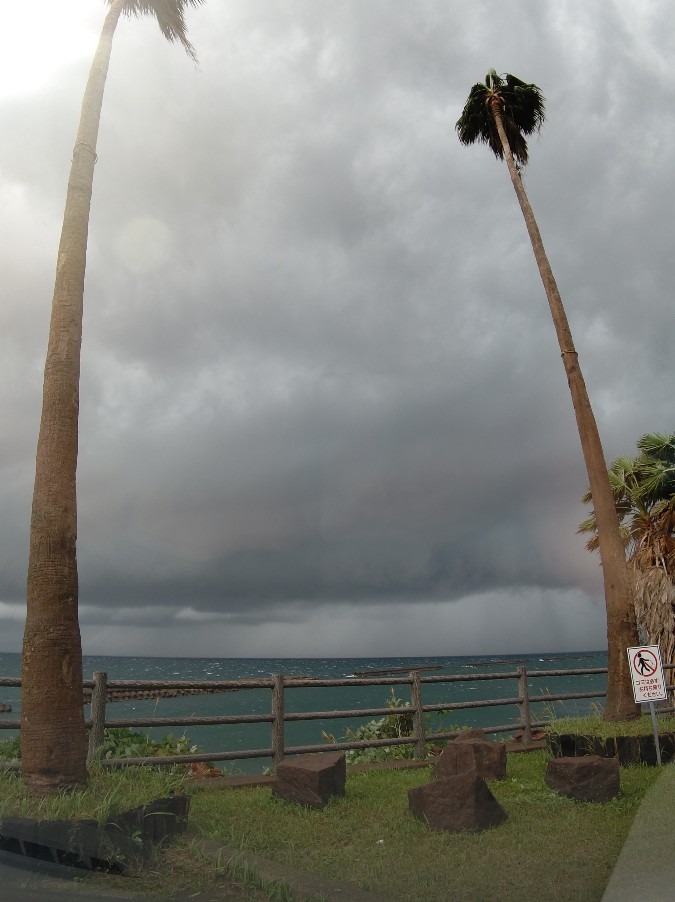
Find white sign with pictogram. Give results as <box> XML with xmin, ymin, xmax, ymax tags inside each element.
<box><xmin>627</xmin><ymin>645</ymin><xmax>668</xmax><ymax>703</ymax></box>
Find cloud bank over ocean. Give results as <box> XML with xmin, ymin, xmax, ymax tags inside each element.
<box><xmin>1</xmin><ymin>1</ymin><xmax>672</xmax><ymax>656</ymax></box>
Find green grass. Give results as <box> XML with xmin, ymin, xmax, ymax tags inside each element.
<box><xmin>0</xmin><ymin>751</ymin><xmax>664</xmax><ymax>900</ymax></box>
<box><xmin>186</xmin><ymin>752</ymin><xmax>660</xmax><ymax>902</ymax></box>
<box><xmin>546</xmin><ymin>713</ymin><xmax>675</xmax><ymax>739</ymax></box>
<box><xmin>0</xmin><ymin>763</ymin><xmax>188</xmax><ymax>824</ymax></box>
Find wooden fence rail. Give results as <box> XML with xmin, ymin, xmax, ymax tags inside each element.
<box><xmin>2</xmin><ymin>665</ymin><xmax>674</xmax><ymax>770</ymax></box>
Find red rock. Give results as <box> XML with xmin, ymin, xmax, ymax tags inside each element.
<box><xmin>409</xmin><ymin>771</ymin><xmax>507</xmax><ymax>832</ymax></box>
<box><xmin>434</xmin><ymin>735</ymin><xmax>506</xmax><ymax>781</ymax></box>
<box><xmin>545</xmin><ymin>755</ymin><xmax>620</xmax><ymax>802</ymax></box>
<box><xmin>273</xmin><ymin>752</ymin><xmax>346</xmax><ymax>809</ymax></box>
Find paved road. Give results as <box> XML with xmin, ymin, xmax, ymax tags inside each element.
<box><xmin>0</xmin><ymin>856</ymin><xmax>139</xmax><ymax>902</ymax></box>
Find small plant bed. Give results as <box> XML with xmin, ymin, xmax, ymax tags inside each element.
<box><xmin>546</xmin><ymin>714</ymin><xmax>675</xmax><ymax>765</ymax></box>
<box><xmin>321</xmin><ymin>688</ymin><xmax>459</xmax><ymax>764</ymax></box>
<box><xmin>0</xmin><ymin>731</ymin><xmax>193</xmax><ymax>873</ymax></box>
<box><xmin>0</xmin><ymin>794</ymin><xmax>190</xmax><ymax>873</ymax></box>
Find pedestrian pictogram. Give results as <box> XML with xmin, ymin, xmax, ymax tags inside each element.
<box><xmin>634</xmin><ymin>649</ymin><xmax>657</xmax><ymax>676</ymax></box>
<box><xmin>627</xmin><ymin>645</ymin><xmax>667</xmax><ymax>703</ymax></box>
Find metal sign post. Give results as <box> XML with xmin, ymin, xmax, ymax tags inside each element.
<box><xmin>648</xmin><ymin>702</ymin><xmax>661</xmax><ymax>766</ymax></box>
<box><xmin>627</xmin><ymin>645</ymin><xmax>668</xmax><ymax>766</ymax></box>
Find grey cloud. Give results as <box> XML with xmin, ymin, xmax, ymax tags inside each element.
<box><xmin>1</xmin><ymin>1</ymin><xmax>673</xmax><ymax>657</ymax></box>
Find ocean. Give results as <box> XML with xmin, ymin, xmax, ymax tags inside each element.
<box><xmin>0</xmin><ymin>651</ymin><xmax>608</xmax><ymax>772</ymax></box>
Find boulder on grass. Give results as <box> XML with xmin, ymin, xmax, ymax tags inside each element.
<box><xmin>545</xmin><ymin>755</ymin><xmax>620</xmax><ymax>802</ymax></box>
<box><xmin>273</xmin><ymin>752</ymin><xmax>346</xmax><ymax>809</ymax></box>
<box><xmin>408</xmin><ymin>771</ymin><xmax>507</xmax><ymax>832</ymax></box>
<box><xmin>434</xmin><ymin>732</ymin><xmax>506</xmax><ymax>781</ymax></box>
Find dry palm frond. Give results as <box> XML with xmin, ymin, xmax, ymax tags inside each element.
<box><xmin>632</xmin><ymin>565</ymin><xmax>675</xmax><ymax>692</ymax></box>
<box><xmin>109</xmin><ymin>0</ymin><xmax>206</xmax><ymax>63</ymax></box>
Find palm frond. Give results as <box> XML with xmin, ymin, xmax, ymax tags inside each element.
<box><xmin>456</xmin><ymin>69</ymin><xmax>546</xmax><ymax>167</ymax></box>
<box><xmin>485</xmin><ymin>69</ymin><xmax>505</xmax><ymax>91</ymax></box>
<box><xmin>581</xmin><ymin>431</ymin><xmax>675</xmax><ymax>680</ymax></box>
<box><xmin>637</xmin><ymin>432</ymin><xmax>675</xmax><ymax>456</ymax></box>
<box><xmin>456</xmin><ymin>84</ymin><xmax>492</xmax><ymax>144</ymax></box>
<box><xmin>632</xmin><ymin>566</ymin><xmax>675</xmax><ymax>676</ymax></box>
<box><xmin>109</xmin><ymin>0</ymin><xmax>205</xmax><ymax>62</ymax></box>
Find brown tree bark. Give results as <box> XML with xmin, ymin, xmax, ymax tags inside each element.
<box><xmin>489</xmin><ymin>97</ymin><xmax>640</xmax><ymax>721</ymax></box>
<box><xmin>21</xmin><ymin>0</ymin><xmax>125</xmax><ymax>794</ymax></box>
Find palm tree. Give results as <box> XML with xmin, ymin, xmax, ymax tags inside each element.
<box><xmin>580</xmin><ymin>433</ymin><xmax>675</xmax><ymax>670</ymax></box>
<box><xmin>21</xmin><ymin>0</ymin><xmax>205</xmax><ymax>795</ymax></box>
<box><xmin>456</xmin><ymin>70</ymin><xmax>639</xmax><ymax>721</ymax></box>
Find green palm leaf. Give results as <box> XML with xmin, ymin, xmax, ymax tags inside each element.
<box><xmin>456</xmin><ymin>69</ymin><xmax>545</xmax><ymax>166</ymax></box>
<box><xmin>580</xmin><ymin>431</ymin><xmax>675</xmax><ymax>661</ymax></box>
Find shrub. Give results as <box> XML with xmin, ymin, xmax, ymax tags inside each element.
<box><xmin>0</xmin><ymin>729</ymin><xmax>199</xmax><ymax>764</ymax></box>
<box><xmin>0</xmin><ymin>735</ymin><xmax>20</xmax><ymax>764</ymax></box>
<box><xmin>98</xmin><ymin>728</ymin><xmax>199</xmax><ymax>760</ymax></box>
<box><xmin>323</xmin><ymin>688</ymin><xmax>434</xmax><ymax>764</ymax></box>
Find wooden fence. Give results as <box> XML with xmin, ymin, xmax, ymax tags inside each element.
<box><xmin>2</xmin><ymin>664</ymin><xmax>655</xmax><ymax>770</ymax></box>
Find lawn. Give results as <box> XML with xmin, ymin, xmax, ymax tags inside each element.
<box><xmin>186</xmin><ymin>751</ymin><xmax>660</xmax><ymax>902</ymax></box>
<box><xmin>0</xmin><ymin>749</ymin><xmax>663</xmax><ymax>901</ymax></box>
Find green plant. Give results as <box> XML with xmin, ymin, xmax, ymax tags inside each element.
<box><xmin>1</xmin><ymin>728</ymin><xmax>200</xmax><ymax>764</ymax></box>
<box><xmin>98</xmin><ymin>728</ymin><xmax>200</xmax><ymax>760</ymax></box>
<box><xmin>545</xmin><ymin>713</ymin><xmax>675</xmax><ymax>740</ymax></box>
<box><xmin>0</xmin><ymin>763</ymin><xmax>187</xmax><ymax>823</ymax></box>
<box><xmin>323</xmin><ymin>689</ymin><xmax>433</xmax><ymax>764</ymax></box>
<box><xmin>0</xmin><ymin>735</ymin><xmax>20</xmax><ymax>764</ymax></box>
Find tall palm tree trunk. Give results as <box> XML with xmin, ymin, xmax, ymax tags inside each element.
<box><xmin>21</xmin><ymin>0</ymin><xmax>124</xmax><ymax>794</ymax></box>
<box><xmin>489</xmin><ymin>99</ymin><xmax>639</xmax><ymax>721</ymax></box>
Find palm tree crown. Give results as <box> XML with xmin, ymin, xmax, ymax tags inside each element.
<box><xmin>580</xmin><ymin>432</ymin><xmax>675</xmax><ymax>568</ymax></box>
<box><xmin>580</xmin><ymin>432</ymin><xmax>675</xmax><ymax>668</ymax></box>
<box><xmin>456</xmin><ymin>69</ymin><xmax>545</xmax><ymax>167</ymax></box>
<box><xmin>108</xmin><ymin>0</ymin><xmax>206</xmax><ymax>63</ymax></box>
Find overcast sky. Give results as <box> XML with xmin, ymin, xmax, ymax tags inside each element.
<box><xmin>0</xmin><ymin>1</ymin><xmax>673</xmax><ymax>659</ymax></box>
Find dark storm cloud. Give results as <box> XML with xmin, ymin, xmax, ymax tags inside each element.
<box><xmin>1</xmin><ymin>1</ymin><xmax>674</xmax><ymax>655</ymax></box>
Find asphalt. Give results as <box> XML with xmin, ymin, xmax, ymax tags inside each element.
<box><xmin>0</xmin><ymin>853</ymin><xmax>139</xmax><ymax>902</ymax></box>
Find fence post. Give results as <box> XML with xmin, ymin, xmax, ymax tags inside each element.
<box><xmin>87</xmin><ymin>671</ymin><xmax>108</xmax><ymax>764</ymax></box>
<box><xmin>272</xmin><ymin>673</ymin><xmax>285</xmax><ymax>766</ymax></box>
<box><xmin>517</xmin><ymin>666</ymin><xmax>532</xmax><ymax>745</ymax></box>
<box><xmin>410</xmin><ymin>671</ymin><xmax>426</xmax><ymax>759</ymax></box>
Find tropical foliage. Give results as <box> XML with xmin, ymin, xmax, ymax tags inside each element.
<box><xmin>580</xmin><ymin>432</ymin><xmax>675</xmax><ymax>667</ymax></box>
<box><xmin>456</xmin><ymin>71</ymin><xmax>639</xmax><ymax>720</ymax></box>
<box><xmin>456</xmin><ymin>69</ymin><xmax>545</xmax><ymax>166</ymax></box>
<box><xmin>321</xmin><ymin>689</ymin><xmax>444</xmax><ymax>764</ymax></box>
<box><xmin>1</xmin><ymin>728</ymin><xmax>200</xmax><ymax>764</ymax></box>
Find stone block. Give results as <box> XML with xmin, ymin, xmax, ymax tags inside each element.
<box><xmin>434</xmin><ymin>734</ymin><xmax>507</xmax><ymax>781</ymax></box>
<box><xmin>545</xmin><ymin>755</ymin><xmax>620</xmax><ymax>802</ymax></box>
<box><xmin>408</xmin><ymin>771</ymin><xmax>507</xmax><ymax>832</ymax></box>
<box><xmin>547</xmin><ymin>731</ymin><xmax>675</xmax><ymax>766</ymax></box>
<box><xmin>273</xmin><ymin>752</ymin><xmax>346</xmax><ymax>809</ymax></box>
<box><xmin>454</xmin><ymin>728</ymin><xmax>487</xmax><ymax>742</ymax></box>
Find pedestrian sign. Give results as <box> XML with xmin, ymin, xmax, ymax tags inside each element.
<box><xmin>627</xmin><ymin>645</ymin><xmax>668</xmax><ymax>703</ymax></box>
